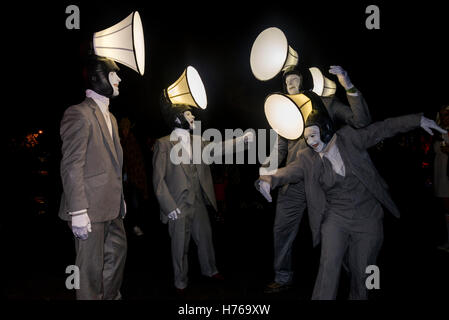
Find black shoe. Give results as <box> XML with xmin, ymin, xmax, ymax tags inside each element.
<box><xmin>175</xmin><ymin>287</ymin><xmax>187</xmax><ymax>297</ymax></box>
<box><xmin>264</xmin><ymin>281</ymin><xmax>292</xmax><ymax>294</ymax></box>
<box><xmin>210</xmin><ymin>272</ymin><xmax>225</xmax><ymax>281</ymax></box>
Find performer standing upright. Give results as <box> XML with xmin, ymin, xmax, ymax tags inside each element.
<box><xmin>153</xmin><ymin>85</ymin><xmax>252</xmax><ymax>293</ymax></box>
<box><xmin>59</xmin><ymin>56</ymin><xmax>127</xmax><ymax>299</ymax></box>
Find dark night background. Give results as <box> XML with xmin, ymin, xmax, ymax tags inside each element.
<box><xmin>3</xmin><ymin>0</ymin><xmax>449</xmax><ymax>314</ymax></box>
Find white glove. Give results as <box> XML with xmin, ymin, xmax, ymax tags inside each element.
<box><xmin>420</xmin><ymin>116</ymin><xmax>448</xmax><ymax>136</ymax></box>
<box><xmin>71</xmin><ymin>212</ymin><xmax>92</xmax><ymax>240</ymax></box>
<box><xmin>168</xmin><ymin>208</ymin><xmax>181</xmax><ymax>221</ymax></box>
<box><xmin>329</xmin><ymin>65</ymin><xmax>354</xmax><ymax>90</ymax></box>
<box><xmin>258</xmin><ymin>180</ymin><xmax>272</xmax><ymax>202</ymax></box>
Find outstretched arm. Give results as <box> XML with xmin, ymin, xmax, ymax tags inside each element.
<box><xmin>352</xmin><ymin>113</ymin><xmax>447</xmax><ymax>150</ymax></box>
<box><xmin>256</xmin><ymin>158</ymin><xmax>305</xmax><ymax>201</ymax></box>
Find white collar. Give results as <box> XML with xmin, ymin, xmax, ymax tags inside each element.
<box><xmin>172</xmin><ymin>128</ymin><xmax>191</xmax><ymax>142</ymax></box>
<box><xmin>319</xmin><ymin>134</ymin><xmax>337</xmax><ymax>159</ymax></box>
<box><xmin>86</xmin><ymin>89</ymin><xmax>109</xmax><ymax>115</ymax></box>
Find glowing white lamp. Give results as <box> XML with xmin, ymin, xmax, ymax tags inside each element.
<box><xmin>167</xmin><ymin>66</ymin><xmax>207</xmax><ymax>109</ymax></box>
<box><xmin>309</xmin><ymin>67</ymin><xmax>336</xmax><ymax>97</ymax></box>
<box><xmin>250</xmin><ymin>27</ymin><xmax>299</xmax><ymax>81</ymax></box>
<box><xmin>264</xmin><ymin>93</ymin><xmax>313</xmax><ymax>140</ymax></box>
<box><xmin>93</xmin><ymin>11</ymin><xmax>145</xmax><ymax>75</ymax></box>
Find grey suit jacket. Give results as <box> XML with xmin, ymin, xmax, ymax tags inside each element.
<box><xmin>271</xmin><ymin>90</ymin><xmax>371</xmax><ymax>193</ymax></box>
<box><xmin>261</xmin><ymin>113</ymin><xmax>422</xmax><ymax>246</ymax></box>
<box><xmin>152</xmin><ymin>135</ymin><xmax>219</xmax><ymax>224</ymax></box>
<box><xmin>59</xmin><ymin>98</ymin><xmax>125</xmax><ymax>222</ymax></box>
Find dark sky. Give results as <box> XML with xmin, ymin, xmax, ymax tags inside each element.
<box><xmin>5</xmin><ymin>0</ymin><xmax>449</xmax><ymax>144</ymax></box>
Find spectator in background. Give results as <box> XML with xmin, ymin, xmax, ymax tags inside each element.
<box><xmin>434</xmin><ymin>105</ymin><xmax>449</xmax><ymax>253</ymax></box>
<box><xmin>119</xmin><ymin>117</ymin><xmax>149</xmax><ymax>237</ymax></box>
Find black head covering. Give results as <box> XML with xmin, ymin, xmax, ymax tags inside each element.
<box><xmin>84</xmin><ymin>56</ymin><xmax>120</xmax><ymax>98</ymax></box>
<box><xmin>303</xmin><ymin>90</ymin><xmax>335</xmax><ymax>145</ymax></box>
<box><xmin>160</xmin><ymin>89</ymin><xmax>193</xmax><ymax>130</ymax></box>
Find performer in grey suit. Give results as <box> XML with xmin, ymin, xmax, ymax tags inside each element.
<box><xmin>257</xmin><ymin>98</ymin><xmax>447</xmax><ymax>299</ymax></box>
<box><xmin>264</xmin><ymin>65</ymin><xmax>372</xmax><ymax>293</ymax></box>
<box><xmin>59</xmin><ymin>56</ymin><xmax>127</xmax><ymax>300</ymax></box>
<box><xmin>153</xmin><ymin>90</ymin><xmax>252</xmax><ymax>292</ymax></box>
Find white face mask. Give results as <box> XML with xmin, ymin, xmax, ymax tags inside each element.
<box><xmin>304</xmin><ymin>125</ymin><xmax>326</xmax><ymax>153</ymax></box>
<box><xmin>183</xmin><ymin>110</ymin><xmax>195</xmax><ymax>130</ymax></box>
<box><xmin>285</xmin><ymin>74</ymin><xmax>301</xmax><ymax>95</ymax></box>
<box><xmin>108</xmin><ymin>71</ymin><xmax>121</xmax><ymax>97</ymax></box>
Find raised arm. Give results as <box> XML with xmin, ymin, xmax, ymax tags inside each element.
<box><xmin>327</xmin><ymin>66</ymin><xmax>371</xmax><ymax>128</ymax></box>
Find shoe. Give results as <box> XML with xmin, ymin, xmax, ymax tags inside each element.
<box><xmin>264</xmin><ymin>281</ymin><xmax>292</xmax><ymax>294</ymax></box>
<box><xmin>210</xmin><ymin>272</ymin><xmax>225</xmax><ymax>281</ymax></box>
<box><xmin>175</xmin><ymin>287</ymin><xmax>187</xmax><ymax>296</ymax></box>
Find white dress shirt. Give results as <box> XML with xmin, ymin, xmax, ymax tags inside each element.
<box><xmin>86</xmin><ymin>89</ymin><xmax>113</xmax><ymax>138</ymax></box>
<box><xmin>69</xmin><ymin>90</ymin><xmax>112</xmax><ymax>216</ymax></box>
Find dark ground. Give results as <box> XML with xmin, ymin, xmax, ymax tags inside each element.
<box><xmin>3</xmin><ymin>0</ymin><xmax>449</xmax><ymax>317</ymax></box>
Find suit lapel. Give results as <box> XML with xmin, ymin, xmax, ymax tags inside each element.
<box><xmin>111</xmin><ymin>114</ymin><xmax>123</xmax><ymax>168</ymax></box>
<box><xmin>87</xmin><ymin>98</ymin><xmax>120</xmax><ymax>170</ymax></box>
<box><xmin>170</xmin><ymin>140</ymin><xmax>191</xmax><ymax>177</ymax></box>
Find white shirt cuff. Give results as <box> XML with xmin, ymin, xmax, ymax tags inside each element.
<box><xmin>69</xmin><ymin>209</ymin><xmax>87</xmax><ymax>216</ymax></box>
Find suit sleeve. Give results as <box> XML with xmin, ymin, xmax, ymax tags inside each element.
<box><xmin>202</xmin><ymin>133</ymin><xmax>250</xmax><ymax>160</ymax></box>
<box><xmin>260</xmin><ymin>134</ymin><xmax>288</xmax><ymax>169</ymax></box>
<box><xmin>350</xmin><ymin>113</ymin><xmax>422</xmax><ymax>150</ymax></box>
<box><xmin>60</xmin><ymin>106</ymin><xmax>89</xmax><ymax>212</ymax></box>
<box><xmin>259</xmin><ymin>157</ymin><xmax>305</xmax><ymax>189</ymax></box>
<box><xmin>152</xmin><ymin>140</ymin><xmax>177</xmax><ymax>215</ymax></box>
<box><xmin>330</xmin><ymin>88</ymin><xmax>372</xmax><ymax>128</ymax></box>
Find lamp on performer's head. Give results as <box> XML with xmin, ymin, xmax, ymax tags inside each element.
<box><xmin>264</xmin><ymin>93</ymin><xmax>313</xmax><ymax>140</ymax></box>
<box><xmin>93</xmin><ymin>11</ymin><xmax>145</xmax><ymax>75</ymax></box>
<box><xmin>250</xmin><ymin>27</ymin><xmax>299</xmax><ymax>81</ymax></box>
<box><xmin>166</xmin><ymin>66</ymin><xmax>207</xmax><ymax>109</ymax></box>
<box><xmin>309</xmin><ymin>67</ymin><xmax>336</xmax><ymax>97</ymax></box>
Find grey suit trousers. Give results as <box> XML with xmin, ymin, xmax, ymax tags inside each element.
<box><xmin>168</xmin><ymin>198</ymin><xmax>218</xmax><ymax>289</ymax></box>
<box><xmin>312</xmin><ymin>214</ymin><xmax>383</xmax><ymax>300</ymax></box>
<box><xmin>273</xmin><ymin>180</ymin><xmax>307</xmax><ymax>285</ymax></box>
<box><xmin>71</xmin><ymin>216</ymin><xmax>127</xmax><ymax>300</ymax></box>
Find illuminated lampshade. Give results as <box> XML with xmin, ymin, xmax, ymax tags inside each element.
<box><xmin>309</xmin><ymin>67</ymin><xmax>336</xmax><ymax>97</ymax></box>
<box><xmin>166</xmin><ymin>66</ymin><xmax>207</xmax><ymax>109</ymax></box>
<box><xmin>250</xmin><ymin>27</ymin><xmax>299</xmax><ymax>81</ymax></box>
<box><xmin>93</xmin><ymin>11</ymin><xmax>145</xmax><ymax>75</ymax></box>
<box><xmin>264</xmin><ymin>93</ymin><xmax>313</xmax><ymax>140</ymax></box>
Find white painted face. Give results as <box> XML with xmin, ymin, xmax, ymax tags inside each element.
<box><xmin>108</xmin><ymin>72</ymin><xmax>121</xmax><ymax>97</ymax></box>
<box><xmin>304</xmin><ymin>125</ymin><xmax>325</xmax><ymax>152</ymax></box>
<box><xmin>285</xmin><ymin>74</ymin><xmax>301</xmax><ymax>95</ymax></box>
<box><xmin>183</xmin><ymin>110</ymin><xmax>195</xmax><ymax>130</ymax></box>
